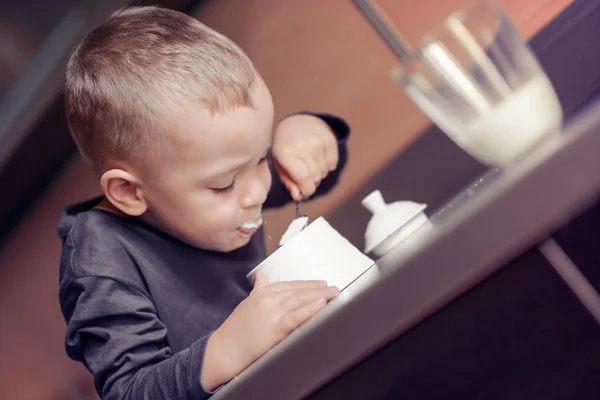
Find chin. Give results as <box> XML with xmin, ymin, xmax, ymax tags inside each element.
<box><xmin>190</xmin><ymin>238</ymin><xmax>246</xmax><ymax>253</ymax></box>
<box><xmin>183</xmin><ymin>231</ymin><xmax>252</xmax><ymax>253</ymax></box>
<box><xmin>223</xmin><ymin>237</ymin><xmax>252</xmax><ymax>252</ymax></box>
<box><xmin>221</xmin><ymin>233</ymin><xmax>255</xmax><ymax>252</ymax></box>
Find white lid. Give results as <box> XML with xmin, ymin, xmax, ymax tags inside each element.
<box><xmin>362</xmin><ymin>190</ymin><xmax>427</xmax><ymax>253</ymax></box>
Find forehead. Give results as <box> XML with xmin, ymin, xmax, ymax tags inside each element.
<box><xmin>168</xmin><ymin>82</ymin><xmax>274</xmax><ymax>175</ymax></box>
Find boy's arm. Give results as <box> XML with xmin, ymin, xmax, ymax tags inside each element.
<box><xmin>62</xmin><ymin>276</ymin><xmax>213</xmax><ymax>400</ymax></box>
<box><xmin>263</xmin><ymin>112</ymin><xmax>349</xmax><ymax>209</ymax></box>
<box><xmin>62</xmin><ymin>273</ymin><xmax>339</xmax><ymax>399</ymax></box>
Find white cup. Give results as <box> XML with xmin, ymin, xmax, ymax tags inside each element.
<box><xmin>393</xmin><ymin>0</ymin><xmax>563</xmax><ymax>166</ymax></box>
<box><xmin>247</xmin><ymin>217</ymin><xmax>374</xmax><ymax>291</ymax></box>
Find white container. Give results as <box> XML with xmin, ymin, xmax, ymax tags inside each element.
<box><xmin>362</xmin><ymin>190</ymin><xmax>429</xmax><ymax>258</ymax></box>
<box><xmin>247</xmin><ymin>217</ymin><xmax>374</xmax><ymax>291</ymax></box>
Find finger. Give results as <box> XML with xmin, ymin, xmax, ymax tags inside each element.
<box><xmin>274</xmin><ymin>157</ymin><xmax>305</xmax><ymax>201</ymax></box>
<box><xmin>264</xmin><ymin>279</ymin><xmax>328</xmax><ymax>293</ymax></box>
<box><xmin>279</xmin><ymin>173</ymin><xmax>301</xmax><ymax>201</ymax></box>
<box><xmin>290</xmin><ymin>185</ymin><xmax>301</xmax><ymax>201</ymax></box>
<box><xmin>279</xmin><ymin>156</ymin><xmax>318</xmax><ymax>199</ymax></box>
<box><xmin>315</xmin><ymin>152</ymin><xmax>329</xmax><ymax>179</ymax></box>
<box><xmin>296</xmin><ymin>157</ymin><xmax>319</xmax><ymax>198</ymax></box>
<box><xmin>252</xmin><ymin>271</ymin><xmax>269</xmax><ymax>291</ymax></box>
<box><xmin>298</xmin><ymin>155</ymin><xmax>320</xmax><ymax>181</ymax></box>
<box><xmin>324</xmin><ymin>143</ymin><xmax>339</xmax><ymax>172</ymax></box>
<box><xmin>280</xmin><ymin>158</ymin><xmax>311</xmax><ymax>189</ymax></box>
<box><xmin>277</xmin><ymin>296</ymin><xmax>331</xmax><ymax>334</ymax></box>
<box><xmin>278</xmin><ymin>286</ymin><xmax>340</xmax><ymax>310</ymax></box>
<box><xmin>298</xmin><ymin>178</ymin><xmax>317</xmax><ymax>199</ymax></box>
<box><xmin>303</xmin><ymin>155</ymin><xmax>326</xmax><ymax>186</ymax></box>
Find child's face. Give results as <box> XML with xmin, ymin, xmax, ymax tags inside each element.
<box><xmin>140</xmin><ymin>81</ymin><xmax>275</xmax><ymax>252</ymax></box>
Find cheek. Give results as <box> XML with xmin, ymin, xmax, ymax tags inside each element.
<box><xmin>261</xmin><ymin>162</ymin><xmax>272</xmax><ymax>191</ymax></box>
<box><xmin>198</xmin><ymin>196</ymin><xmax>239</xmax><ymax>232</ymax></box>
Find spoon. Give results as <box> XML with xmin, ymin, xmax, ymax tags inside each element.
<box><xmin>279</xmin><ymin>199</ymin><xmax>309</xmax><ymax>246</ymax></box>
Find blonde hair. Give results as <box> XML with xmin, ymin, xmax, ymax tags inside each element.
<box><xmin>64</xmin><ymin>6</ymin><xmax>255</xmax><ymax>174</ymax></box>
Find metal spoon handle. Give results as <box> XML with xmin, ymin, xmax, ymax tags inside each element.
<box><xmin>351</xmin><ymin>0</ymin><xmax>412</xmax><ymax>62</ymax></box>
<box><xmin>295</xmin><ymin>200</ymin><xmax>303</xmax><ymax>218</ymax></box>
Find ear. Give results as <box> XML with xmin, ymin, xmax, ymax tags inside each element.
<box><xmin>100</xmin><ymin>169</ymin><xmax>147</xmax><ymax>217</ymax></box>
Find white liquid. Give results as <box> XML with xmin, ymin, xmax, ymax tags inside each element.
<box><xmin>457</xmin><ymin>75</ymin><xmax>563</xmax><ymax>166</ymax></box>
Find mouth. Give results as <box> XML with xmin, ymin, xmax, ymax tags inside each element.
<box><xmin>238</xmin><ymin>215</ymin><xmax>263</xmax><ymax>235</ymax></box>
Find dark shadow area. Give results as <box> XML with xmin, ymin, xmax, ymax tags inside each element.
<box><xmin>308</xmin><ymin>246</ymin><xmax>600</xmax><ymax>400</ymax></box>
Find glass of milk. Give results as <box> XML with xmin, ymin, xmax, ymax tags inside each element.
<box><xmin>393</xmin><ymin>0</ymin><xmax>563</xmax><ymax>166</ymax></box>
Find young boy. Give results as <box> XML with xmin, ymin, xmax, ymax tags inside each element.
<box><xmin>58</xmin><ymin>6</ymin><xmax>349</xmax><ymax>400</ymax></box>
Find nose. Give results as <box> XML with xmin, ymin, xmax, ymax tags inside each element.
<box><xmin>240</xmin><ymin>171</ymin><xmax>269</xmax><ymax>209</ymax></box>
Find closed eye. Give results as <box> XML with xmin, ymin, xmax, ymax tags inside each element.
<box><xmin>212</xmin><ymin>180</ymin><xmax>235</xmax><ymax>194</ymax></box>
<box><xmin>212</xmin><ymin>154</ymin><xmax>267</xmax><ymax>194</ymax></box>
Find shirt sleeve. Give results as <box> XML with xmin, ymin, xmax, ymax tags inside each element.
<box><xmin>263</xmin><ymin>112</ymin><xmax>350</xmax><ymax>210</ymax></box>
<box><xmin>60</xmin><ymin>276</ymin><xmax>213</xmax><ymax>400</ymax></box>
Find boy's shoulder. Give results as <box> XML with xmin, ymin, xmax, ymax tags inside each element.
<box><xmin>58</xmin><ymin>197</ymin><xmax>151</xmax><ymax>293</ymax></box>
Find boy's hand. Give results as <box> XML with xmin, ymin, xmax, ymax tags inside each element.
<box><xmin>201</xmin><ymin>272</ymin><xmax>339</xmax><ymax>391</ymax></box>
<box><xmin>272</xmin><ymin>114</ymin><xmax>339</xmax><ymax>201</ymax></box>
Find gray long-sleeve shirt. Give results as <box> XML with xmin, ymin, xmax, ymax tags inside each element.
<box><xmin>58</xmin><ymin>113</ymin><xmax>349</xmax><ymax>399</ymax></box>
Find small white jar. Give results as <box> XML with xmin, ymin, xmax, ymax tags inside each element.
<box><xmin>362</xmin><ymin>190</ymin><xmax>429</xmax><ymax>258</ymax></box>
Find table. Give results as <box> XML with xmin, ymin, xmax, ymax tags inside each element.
<box><xmin>213</xmin><ymin>96</ymin><xmax>600</xmax><ymax>399</ymax></box>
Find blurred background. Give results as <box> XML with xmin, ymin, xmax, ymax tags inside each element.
<box><xmin>0</xmin><ymin>0</ymin><xmax>584</xmax><ymax>399</ymax></box>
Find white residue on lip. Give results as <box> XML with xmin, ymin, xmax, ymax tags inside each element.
<box><xmin>240</xmin><ymin>215</ymin><xmax>263</xmax><ymax>229</ymax></box>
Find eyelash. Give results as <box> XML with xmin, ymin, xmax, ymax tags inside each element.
<box><xmin>212</xmin><ymin>156</ymin><xmax>268</xmax><ymax>194</ymax></box>
<box><xmin>213</xmin><ymin>181</ymin><xmax>236</xmax><ymax>194</ymax></box>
